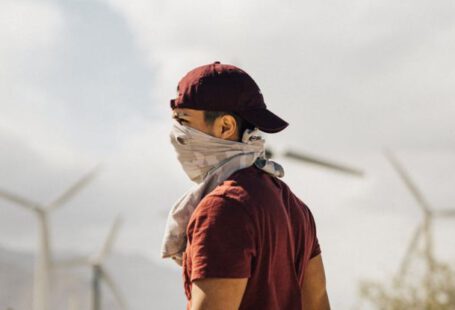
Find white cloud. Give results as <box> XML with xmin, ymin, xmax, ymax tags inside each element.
<box><xmin>0</xmin><ymin>1</ymin><xmax>63</xmax><ymax>51</ymax></box>
<box><xmin>104</xmin><ymin>0</ymin><xmax>455</xmax><ymax>150</ymax></box>
<box><xmin>0</xmin><ymin>1</ymin><xmax>79</xmax><ymax>163</ymax></box>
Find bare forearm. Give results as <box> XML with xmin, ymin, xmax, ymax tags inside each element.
<box><xmin>301</xmin><ymin>255</ymin><xmax>330</xmax><ymax>310</ymax></box>
<box><xmin>302</xmin><ymin>289</ymin><xmax>330</xmax><ymax>310</ymax></box>
<box><xmin>191</xmin><ymin>278</ymin><xmax>247</xmax><ymax>310</ymax></box>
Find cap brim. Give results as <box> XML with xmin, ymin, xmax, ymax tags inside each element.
<box><xmin>238</xmin><ymin>108</ymin><xmax>289</xmax><ymax>133</ymax></box>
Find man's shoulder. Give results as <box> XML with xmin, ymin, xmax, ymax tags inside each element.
<box><xmin>188</xmin><ymin>175</ymin><xmax>255</xmax><ymax>230</ymax></box>
<box><xmin>198</xmin><ymin>165</ymin><xmax>289</xmax><ymax>214</ymax></box>
<box><xmin>192</xmin><ymin>166</ymin><xmax>261</xmax><ymax>214</ymax></box>
<box><xmin>207</xmin><ymin>165</ymin><xmax>309</xmax><ymax>215</ymax></box>
<box><xmin>210</xmin><ymin>165</ymin><xmax>275</xmax><ymax>201</ymax></box>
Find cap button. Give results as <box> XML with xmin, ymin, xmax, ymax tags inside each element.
<box><xmin>213</xmin><ymin>61</ymin><xmax>220</xmax><ymax>64</ymax></box>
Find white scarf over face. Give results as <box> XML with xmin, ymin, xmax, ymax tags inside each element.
<box><xmin>161</xmin><ymin>120</ymin><xmax>284</xmax><ymax>265</ymax></box>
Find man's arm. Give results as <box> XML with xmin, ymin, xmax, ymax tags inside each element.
<box><xmin>191</xmin><ymin>278</ymin><xmax>248</xmax><ymax>310</ymax></box>
<box><xmin>301</xmin><ymin>254</ymin><xmax>330</xmax><ymax>310</ymax></box>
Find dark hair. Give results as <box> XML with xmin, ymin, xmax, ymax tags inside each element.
<box><xmin>203</xmin><ymin>111</ymin><xmax>255</xmax><ymax>141</ymax></box>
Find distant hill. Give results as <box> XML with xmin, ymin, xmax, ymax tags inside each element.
<box><xmin>0</xmin><ymin>246</ymin><xmax>34</xmax><ymax>310</ymax></box>
<box><xmin>0</xmin><ymin>246</ymin><xmax>186</xmax><ymax>310</ymax></box>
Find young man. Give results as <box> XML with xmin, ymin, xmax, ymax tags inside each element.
<box><xmin>161</xmin><ymin>61</ymin><xmax>330</xmax><ymax>309</ymax></box>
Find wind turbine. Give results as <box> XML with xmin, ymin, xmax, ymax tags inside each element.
<box><xmin>266</xmin><ymin>147</ymin><xmax>365</xmax><ymax>177</ymax></box>
<box><xmin>358</xmin><ymin>150</ymin><xmax>455</xmax><ymax>308</ymax></box>
<box><xmin>90</xmin><ymin>215</ymin><xmax>127</xmax><ymax>310</ymax></box>
<box><xmin>384</xmin><ymin>150</ymin><xmax>455</xmax><ymax>299</ymax></box>
<box><xmin>0</xmin><ymin>165</ymin><xmax>101</xmax><ymax>310</ymax></box>
<box><xmin>57</xmin><ymin>215</ymin><xmax>127</xmax><ymax>310</ymax></box>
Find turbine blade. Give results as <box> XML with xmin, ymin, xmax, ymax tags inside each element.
<box><xmin>433</xmin><ymin>209</ymin><xmax>455</xmax><ymax>217</ymax></box>
<box><xmin>0</xmin><ymin>188</ymin><xmax>38</xmax><ymax>211</ymax></box>
<box><xmin>283</xmin><ymin>150</ymin><xmax>364</xmax><ymax>177</ymax></box>
<box><xmin>93</xmin><ymin>215</ymin><xmax>123</xmax><ymax>264</ymax></box>
<box><xmin>99</xmin><ymin>267</ymin><xmax>127</xmax><ymax>310</ymax></box>
<box><xmin>384</xmin><ymin>149</ymin><xmax>432</xmax><ymax>214</ymax></box>
<box><xmin>46</xmin><ymin>164</ymin><xmax>103</xmax><ymax>211</ymax></box>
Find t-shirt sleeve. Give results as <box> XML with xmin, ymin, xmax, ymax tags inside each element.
<box><xmin>308</xmin><ymin>208</ymin><xmax>322</xmax><ymax>259</ymax></box>
<box><xmin>311</xmin><ymin>236</ymin><xmax>321</xmax><ymax>259</ymax></box>
<box><xmin>186</xmin><ymin>195</ymin><xmax>256</xmax><ymax>282</ymax></box>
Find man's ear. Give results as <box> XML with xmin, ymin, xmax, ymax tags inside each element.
<box><xmin>215</xmin><ymin>115</ymin><xmax>238</xmax><ymax>141</ymax></box>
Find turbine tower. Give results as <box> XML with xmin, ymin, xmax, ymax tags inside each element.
<box><xmin>90</xmin><ymin>215</ymin><xmax>126</xmax><ymax>310</ymax></box>
<box><xmin>58</xmin><ymin>215</ymin><xmax>127</xmax><ymax>310</ymax></box>
<box><xmin>0</xmin><ymin>165</ymin><xmax>101</xmax><ymax>310</ymax></box>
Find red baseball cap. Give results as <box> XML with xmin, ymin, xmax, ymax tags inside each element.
<box><xmin>170</xmin><ymin>61</ymin><xmax>289</xmax><ymax>133</ymax></box>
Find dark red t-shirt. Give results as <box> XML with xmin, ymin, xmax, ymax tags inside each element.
<box><xmin>182</xmin><ymin>165</ymin><xmax>321</xmax><ymax>309</ymax></box>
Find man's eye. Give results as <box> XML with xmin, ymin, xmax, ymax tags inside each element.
<box><xmin>173</xmin><ymin>114</ymin><xmax>189</xmax><ymax>124</ymax></box>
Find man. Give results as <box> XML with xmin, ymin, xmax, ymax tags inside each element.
<box><xmin>161</xmin><ymin>61</ymin><xmax>330</xmax><ymax>309</ymax></box>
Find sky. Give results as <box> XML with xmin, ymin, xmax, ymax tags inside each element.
<box><xmin>0</xmin><ymin>0</ymin><xmax>454</xmax><ymax>308</ymax></box>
